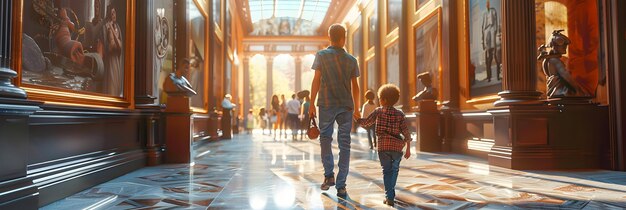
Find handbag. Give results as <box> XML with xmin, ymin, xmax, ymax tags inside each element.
<box><xmin>270</xmin><ymin>115</ymin><xmax>277</xmax><ymax>123</ymax></box>
<box><xmin>307</xmin><ymin>115</ymin><xmax>320</xmax><ymax>139</ymax></box>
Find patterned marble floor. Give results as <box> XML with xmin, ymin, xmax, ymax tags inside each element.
<box><xmin>43</xmin><ymin>130</ymin><xmax>626</xmax><ymax>209</ymax></box>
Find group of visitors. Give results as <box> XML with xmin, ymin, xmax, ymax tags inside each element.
<box><xmin>245</xmin><ymin>93</ymin><xmax>311</xmax><ymax>141</ymax></box>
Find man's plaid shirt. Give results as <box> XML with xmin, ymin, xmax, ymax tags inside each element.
<box><xmin>311</xmin><ymin>46</ymin><xmax>360</xmax><ymax>109</ymax></box>
<box><xmin>357</xmin><ymin>106</ymin><xmax>412</xmax><ymax>152</ymax></box>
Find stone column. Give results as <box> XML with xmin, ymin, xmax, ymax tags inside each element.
<box><xmin>295</xmin><ymin>56</ymin><xmax>302</xmax><ymax>92</ymax></box>
<box><xmin>243</xmin><ymin>57</ymin><xmax>251</xmax><ymax>116</ymax></box>
<box><xmin>266</xmin><ymin>54</ymin><xmax>274</xmax><ymax>109</ymax></box>
<box><xmin>494</xmin><ymin>0</ymin><xmax>542</xmax><ymax>106</ymax></box>
<box><xmin>399</xmin><ymin>0</ymin><xmax>410</xmax><ymax>111</ymax></box>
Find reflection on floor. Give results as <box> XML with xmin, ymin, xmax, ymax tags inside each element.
<box><xmin>43</xmin><ymin>130</ymin><xmax>626</xmax><ymax>209</ymax></box>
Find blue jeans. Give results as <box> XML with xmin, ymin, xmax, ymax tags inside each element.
<box><xmin>319</xmin><ymin>106</ymin><xmax>353</xmax><ymax>189</ymax></box>
<box><xmin>378</xmin><ymin>151</ymin><xmax>402</xmax><ymax>200</ymax></box>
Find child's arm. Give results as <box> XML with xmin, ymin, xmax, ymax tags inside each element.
<box><xmin>356</xmin><ymin>109</ymin><xmax>379</xmax><ymax>129</ymax></box>
<box><xmin>401</xmin><ymin>114</ymin><xmax>412</xmax><ymax>159</ymax></box>
<box><xmin>404</xmin><ymin>141</ymin><xmax>411</xmax><ymax>159</ymax></box>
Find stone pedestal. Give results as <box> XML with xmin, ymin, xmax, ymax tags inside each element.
<box><xmin>416</xmin><ymin>100</ymin><xmax>441</xmax><ymax>152</ymax></box>
<box><xmin>165</xmin><ymin>96</ymin><xmax>193</xmax><ymax>163</ymax></box>
<box><xmin>488</xmin><ymin>100</ymin><xmax>607</xmax><ymax>169</ymax></box>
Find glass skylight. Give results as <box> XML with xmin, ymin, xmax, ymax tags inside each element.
<box><xmin>248</xmin><ymin>0</ymin><xmax>331</xmax><ymax>24</ymax></box>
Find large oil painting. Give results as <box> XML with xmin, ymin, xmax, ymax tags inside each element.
<box><xmin>468</xmin><ymin>0</ymin><xmax>502</xmax><ymax>97</ymax></box>
<box><xmin>249</xmin><ymin>17</ymin><xmax>320</xmax><ymax>36</ymax></box>
<box><xmin>21</xmin><ymin>0</ymin><xmax>129</xmax><ymax>97</ymax></box>
<box><xmin>187</xmin><ymin>0</ymin><xmax>207</xmax><ymax>110</ymax></box>
<box><xmin>387</xmin><ymin>0</ymin><xmax>402</xmax><ymax>33</ymax></box>
<box><xmin>414</xmin><ymin>10</ymin><xmax>440</xmax><ymax>99</ymax></box>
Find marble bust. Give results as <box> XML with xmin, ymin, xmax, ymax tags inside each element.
<box><xmin>412</xmin><ymin>72</ymin><xmax>437</xmax><ymax>101</ymax></box>
<box><xmin>537</xmin><ymin>30</ymin><xmax>589</xmax><ymax>98</ymax></box>
<box><xmin>164</xmin><ymin>58</ymin><xmax>197</xmax><ymax>97</ymax></box>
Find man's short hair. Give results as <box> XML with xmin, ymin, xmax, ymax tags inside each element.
<box><xmin>378</xmin><ymin>84</ymin><xmax>400</xmax><ymax>105</ymax></box>
<box><xmin>292</xmin><ymin>94</ymin><xmax>296</xmax><ymax>99</ymax></box>
<box><xmin>328</xmin><ymin>24</ymin><xmax>346</xmax><ymax>43</ymax></box>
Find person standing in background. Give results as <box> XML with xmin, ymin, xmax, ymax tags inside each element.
<box><xmin>361</xmin><ymin>90</ymin><xmax>378</xmax><ymax>150</ymax></box>
<box><xmin>286</xmin><ymin>94</ymin><xmax>301</xmax><ymax>141</ymax></box>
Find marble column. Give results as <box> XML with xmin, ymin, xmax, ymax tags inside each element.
<box><xmin>399</xmin><ymin>0</ymin><xmax>410</xmax><ymax>111</ymax></box>
<box><xmin>243</xmin><ymin>57</ymin><xmax>251</xmax><ymax>117</ymax></box>
<box><xmin>494</xmin><ymin>0</ymin><xmax>543</xmax><ymax>106</ymax></box>
<box><xmin>295</xmin><ymin>56</ymin><xmax>302</xmax><ymax>92</ymax></box>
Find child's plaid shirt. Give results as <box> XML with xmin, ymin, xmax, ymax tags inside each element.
<box><xmin>357</xmin><ymin>106</ymin><xmax>412</xmax><ymax>152</ymax></box>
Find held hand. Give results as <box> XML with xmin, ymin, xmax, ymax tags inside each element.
<box><xmin>404</xmin><ymin>149</ymin><xmax>411</xmax><ymax>159</ymax></box>
<box><xmin>308</xmin><ymin>105</ymin><xmax>316</xmax><ymax>118</ymax></box>
<box><xmin>353</xmin><ymin>111</ymin><xmax>361</xmax><ymax>121</ymax></box>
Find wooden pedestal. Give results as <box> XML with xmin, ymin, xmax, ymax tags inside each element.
<box><xmin>488</xmin><ymin>101</ymin><xmax>608</xmax><ymax>169</ymax></box>
<box><xmin>416</xmin><ymin>100</ymin><xmax>441</xmax><ymax>152</ymax></box>
<box><xmin>165</xmin><ymin>96</ymin><xmax>193</xmax><ymax>163</ymax></box>
<box><xmin>0</xmin><ymin>99</ymin><xmax>40</xmax><ymax>209</ymax></box>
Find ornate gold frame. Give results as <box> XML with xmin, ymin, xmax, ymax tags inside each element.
<box><xmin>411</xmin><ymin>7</ymin><xmax>443</xmax><ymax>102</ymax></box>
<box><xmin>464</xmin><ymin>0</ymin><xmax>500</xmax><ymax>104</ymax></box>
<box><xmin>190</xmin><ymin>0</ymin><xmax>211</xmax><ymax>113</ymax></box>
<box><xmin>12</xmin><ymin>0</ymin><xmax>136</xmax><ymax>109</ymax></box>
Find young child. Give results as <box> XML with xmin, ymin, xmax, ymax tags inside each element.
<box><xmin>361</xmin><ymin>90</ymin><xmax>378</xmax><ymax>149</ymax></box>
<box><xmin>246</xmin><ymin>109</ymin><xmax>254</xmax><ymax>134</ymax></box>
<box><xmin>356</xmin><ymin>84</ymin><xmax>411</xmax><ymax>207</ymax></box>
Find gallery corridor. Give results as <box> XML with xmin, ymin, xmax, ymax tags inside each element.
<box><xmin>43</xmin><ymin>132</ymin><xmax>626</xmax><ymax>209</ymax></box>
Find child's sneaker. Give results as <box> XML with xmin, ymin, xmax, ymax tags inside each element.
<box><xmin>336</xmin><ymin>188</ymin><xmax>347</xmax><ymax>197</ymax></box>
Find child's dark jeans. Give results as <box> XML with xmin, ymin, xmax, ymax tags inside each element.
<box><xmin>378</xmin><ymin>151</ymin><xmax>402</xmax><ymax>200</ymax></box>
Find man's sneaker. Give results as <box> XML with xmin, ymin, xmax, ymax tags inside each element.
<box><xmin>336</xmin><ymin>188</ymin><xmax>347</xmax><ymax>197</ymax></box>
<box><xmin>383</xmin><ymin>198</ymin><xmax>394</xmax><ymax>207</ymax></box>
<box><xmin>320</xmin><ymin>177</ymin><xmax>335</xmax><ymax>190</ymax></box>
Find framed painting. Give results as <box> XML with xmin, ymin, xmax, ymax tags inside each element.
<box><xmin>386</xmin><ymin>0</ymin><xmax>402</xmax><ymax>34</ymax></box>
<box><xmin>351</xmin><ymin>26</ymin><xmax>362</xmax><ymax>58</ymax></box>
<box><xmin>15</xmin><ymin>0</ymin><xmax>135</xmax><ymax>108</ymax></box>
<box><xmin>213</xmin><ymin>0</ymin><xmax>222</xmax><ymax>30</ymax></box>
<box><xmin>366</xmin><ymin>57</ymin><xmax>377</xmax><ymax>92</ymax></box>
<box><xmin>414</xmin><ymin>8</ymin><xmax>442</xmax><ymax>101</ymax></box>
<box><xmin>368</xmin><ymin>5</ymin><xmax>378</xmax><ymax>50</ymax></box>
<box><xmin>212</xmin><ymin>38</ymin><xmax>224</xmax><ymax>107</ymax></box>
<box><xmin>466</xmin><ymin>0</ymin><xmax>502</xmax><ymax>99</ymax></box>
<box><xmin>416</xmin><ymin>0</ymin><xmax>428</xmax><ymax>12</ymax></box>
<box><xmin>152</xmin><ymin>0</ymin><xmax>175</xmax><ymax>105</ymax></box>
<box><xmin>186</xmin><ymin>0</ymin><xmax>209</xmax><ymax>112</ymax></box>
<box><xmin>385</xmin><ymin>41</ymin><xmax>400</xmax><ymax>87</ymax></box>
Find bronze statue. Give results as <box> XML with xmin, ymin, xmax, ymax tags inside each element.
<box><xmin>412</xmin><ymin>72</ymin><xmax>437</xmax><ymax>101</ymax></box>
<box><xmin>164</xmin><ymin>58</ymin><xmax>197</xmax><ymax>96</ymax></box>
<box><xmin>538</xmin><ymin>30</ymin><xmax>589</xmax><ymax>98</ymax></box>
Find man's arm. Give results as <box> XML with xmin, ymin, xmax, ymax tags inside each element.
<box><xmin>351</xmin><ymin>77</ymin><xmax>361</xmax><ymax>119</ymax></box>
<box><xmin>309</xmin><ymin>70</ymin><xmax>322</xmax><ymax>117</ymax></box>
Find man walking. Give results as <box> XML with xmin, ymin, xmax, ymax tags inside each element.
<box><xmin>309</xmin><ymin>24</ymin><xmax>361</xmax><ymax>197</ymax></box>
<box><xmin>286</xmin><ymin>94</ymin><xmax>301</xmax><ymax>141</ymax></box>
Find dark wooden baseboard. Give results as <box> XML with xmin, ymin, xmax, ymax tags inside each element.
<box><xmin>29</xmin><ymin>150</ymin><xmax>145</xmax><ymax>206</ymax></box>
